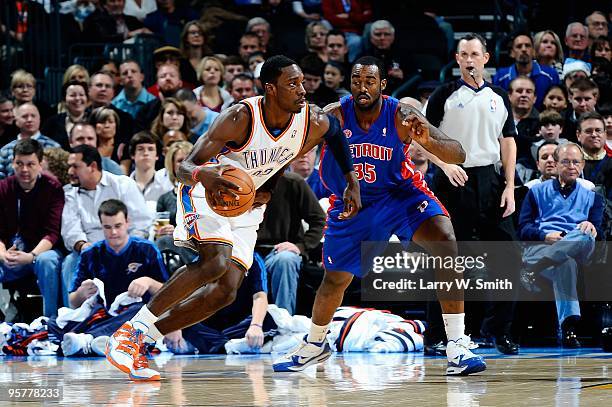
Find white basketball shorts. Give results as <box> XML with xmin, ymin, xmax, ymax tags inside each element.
<box><xmin>173</xmin><ymin>182</ymin><xmax>264</xmax><ymax>270</ymax></box>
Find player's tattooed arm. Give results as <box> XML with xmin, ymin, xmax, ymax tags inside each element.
<box><xmin>396</xmin><ymin>103</ymin><xmax>466</xmax><ymax>164</ymax></box>
<box><xmin>177</xmin><ymin>104</ymin><xmax>250</xmax><ymax>200</ymax></box>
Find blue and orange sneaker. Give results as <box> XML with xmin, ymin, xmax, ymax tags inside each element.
<box><xmin>272</xmin><ymin>335</ymin><xmax>331</xmax><ymax>372</ymax></box>
<box><xmin>446</xmin><ymin>335</ymin><xmax>487</xmax><ymax>376</ymax></box>
<box><xmin>106</xmin><ymin>322</ymin><xmax>160</xmax><ymax>381</ymax></box>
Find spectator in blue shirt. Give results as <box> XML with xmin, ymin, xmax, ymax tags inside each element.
<box><xmin>112</xmin><ymin>60</ymin><xmax>156</xmax><ymax>119</ymax></box>
<box><xmin>494</xmin><ymin>32</ymin><xmax>560</xmax><ymax>110</ymax></box>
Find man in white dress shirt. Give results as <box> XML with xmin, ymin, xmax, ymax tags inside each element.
<box><xmin>61</xmin><ymin>144</ymin><xmax>154</xmax><ymax>301</ymax></box>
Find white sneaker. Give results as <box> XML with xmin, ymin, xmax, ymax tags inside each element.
<box><xmin>91</xmin><ymin>336</ymin><xmax>109</xmax><ymax>356</ymax></box>
<box><xmin>61</xmin><ymin>333</ymin><xmax>94</xmax><ymax>356</ymax></box>
<box><xmin>272</xmin><ymin>335</ymin><xmax>332</xmax><ymax>372</ymax></box>
<box><xmin>446</xmin><ymin>335</ymin><xmax>487</xmax><ymax>376</ymax></box>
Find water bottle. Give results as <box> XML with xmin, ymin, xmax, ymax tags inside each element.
<box><xmin>11</xmin><ymin>234</ymin><xmax>26</xmax><ymax>251</ymax></box>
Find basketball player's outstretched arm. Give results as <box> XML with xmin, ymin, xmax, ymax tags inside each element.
<box><xmin>176</xmin><ymin>104</ymin><xmax>251</xmax><ymax>207</ymax></box>
<box><xmin>299</xmin><ymin>104</ymin><xmax>361</xmax><ymax>219</ymax></box>
<box><xmin>396</xmin><ymin>102</ymin><xmax>466</xmax><ymax>164</ymax></box>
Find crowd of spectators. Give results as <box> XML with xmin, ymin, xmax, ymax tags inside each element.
<box><xmin>0</xmin><ymin>1</ymin><xmax>611</xmax><ymax>353</ymax></box>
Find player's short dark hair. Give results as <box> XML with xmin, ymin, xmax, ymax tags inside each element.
<box><xmin>539</xmin><ymin>109</ymin><xmax>564</xmax><ymax>127</ymax></box>
<box><xmin>536</xmin><ymin>140</ymin><xmax>559</xmax><ymax>159</ymax></box>
<box><xmin>130</xmin><ymin>131</ymin><xmax>160</xmax><ymax>157</ymax></box>
<box><xmin>260</xmin><ymin>55</ymin><xmax>298</xmax><ymax>86</ymax></box>
<box><xmin>72</xmin><ymin>144</ymin><xmax>102</xmax><ymax>171</ymax></box>
<box><xmin>577</xmin><ymin>111</ymin><xmax>605</xmax><ymax>130</ymax></box>
<box><xmin>352</xmin><ymin>56</ymin><xmax>386</xmax><ymax>80</ymax></box>
<box><xmin>458</xmin><ymin>33</ymin><xmax>487</xmax><ymax>53</ymax></box>
<box><xmin>98</xmin><ymin>199</ymin><xmax>128</xmax><ymax>220</ymax></box>
<box><xmin>13</xmin><ymin>138</ymin><xmax>43</xmax><ymax>162</ymax></box>
<box><xmin>173</xmin><ymin>88</ymin><xmax>198</xmax><ymax>103</ymax></box>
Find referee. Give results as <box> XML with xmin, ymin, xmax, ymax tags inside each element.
<box><xmin>425</xmin><ymin>33</ymin><xmax>520</xmax><ymax>355</ymax></box>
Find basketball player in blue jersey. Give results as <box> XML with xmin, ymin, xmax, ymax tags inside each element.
<box><xmin>105</xmin><ymin>55</ymin><xmax>361</xmax><ymax>381</ymax></box>
<box><xmin>273</xmin><ymin>56</ymin><xmax>487</xmax><ymax>376</ymax></box>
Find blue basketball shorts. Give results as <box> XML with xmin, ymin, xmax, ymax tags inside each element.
<box><xmin>322</xmin><ymin>184</ymin><xmax>448</xmax><ymax>277</ymax></box>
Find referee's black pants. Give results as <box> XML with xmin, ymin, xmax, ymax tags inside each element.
<box><xmin>426</xmin><ymin>164</ymin><xmax>520</xmax><ymax>341</ymax></box>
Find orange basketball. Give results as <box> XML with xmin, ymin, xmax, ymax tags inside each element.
<box><xmin>205</xmin><ymin>167</ymin><xmax>255</xmax><ymax>217</ymax></box>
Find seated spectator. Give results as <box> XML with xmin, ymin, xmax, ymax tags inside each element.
<box><xmin>564</xmin><ymin>22</ymin><xmax>590</xmax><ymax>62</ymax></box>
<box><xmin>89</xmin><ymin>107</ymin><xmax>130</xmax><ymax>174</ymax></box>
<box><xmin>161</xmin><ymin>130</ymin><xmax>188</xmax><ymax>155</ymax></box>
<box><xmin>83</xmin><ymin>0</ymin><xmax>149</xmax><ymax>43</ymax></box>
<box><xmin>42</xmin><ymin>147</ymin><xmax>71</xmax><ymax>186</ymax></box>
<box><xmin>493</xmin><ymin>32</ymin><xmax>560</xmax><ymax>109</ymax></box>
<box><xmin>562</xmin><ymin>78</ymin><xmax>599</xmax><ymax>142</ymax></box>
<box><xmin>301</xmin><ymin>54</ymin><xmax>337</xmax><ymax>108</ymax></box>
<box><xmin>256</xmin><ymin>172</ymin><xmax>326</xmax><ymax>315</ymax></box>
<box><xmin>87</xmin><ymin>72</ymin><xmax>136</xmax><ymax>161</ymax></box>
<box><xmin>0</xmin><ymin>139</ymin><xmax>65</xmax><ymax>317</ymax></box>
<box><xmin>561</xmin><ymin>58</ymin><xmax>591</xmax><ymax>90</ymax></box>
<box><xmin>143</xmin><ymin>0</ymin><xmax>198</xmax><ymax>47</ymax></box>
<box><xmin>590</xmin><ymin>36</ymin><xmax>611</xmax><ymax>62</ymax></box>
<box><xmin>180</xmin><ymin>20</ymin><xmax>213</xmax><ymax>80</ymax></box>
<box><xmin>408</xmin><ymin>142</ymin><xmax>436</xmax><ymax>186</ymax></box>
<box><xmin>519</xmin><ymin>143</ymin><xmax>605</xmax><ymax>348</ymax></box>
<box><xmin>222</xmin><ymin>56</ymin><xmax>247</xmax><ymax>91</ymax></box>
<box><xmin>129</xmin><ymin>131</ymin><xmax>173</xmax><ymax>205</ymax></box>
<box><xmin>585</xmin><ymin>11</ymin><xmax>608</xmax><ymax>46</ymax></box>
<box><xmin>0</xmin><ymin>96</ymin><xmax>17</xmax><ymax>147</ymax></box>
<box><xmin>304</xmin><ymin>21</ymin><xmax>330</xmax><ymax>63</ymax></box>
<box><xmin>151</xmin><ymin>45</ymin><xmax>197</xmax><ymax>92</ymax></box>
<box><xmin>534</xmin><ymin>30</ymin><xmax>565</xmax><ymax>78</ymax></box>
<box><xmin>61</xmin><ymin>145</ymin><xmax>154</xmax><ymax>303</ymax></box>
<box><xmin>529</xmin><ymin>110</ymin><xmax>569</xmax><ymax>164</ymax></box>
<box><xmin>599</xmin><ymin>103</ymin><xmax>612</xmax><ymax>156</ymax></box>
<box><xmin>10</xmin><ymin>69</ymin><xmax>52</xmax><ymax>123</ymax></box>
<box><xmin>325</xmin><ymin>29</ymin><xmax>349</xmax><ymax>65</ymax></box>
<box><xmin>193</xmin><ymin>56</ymin><xmax>234</xmax><ymax>113</ymax></box>
<box><xmin>112</xmin><ymin>60</ymin><xmax>156</xmax><ymax>119</ymax></box>
<box><xmin>123</xmin><ymin>0</ymin><xmax>157</xmax><ymax>22</ymax></box>
<box><xmin>62</xmin><ymin>64</ymin><xmax>90</xmax><ymax>87</ymax></box>
<box><xmin>524</xmin><ymin>141</ymin><xmax>595</xmax><ymax>190</ymax></box>
<box><xmin>293</xmin><ymin>0</ymin><xmax>324</xmax><ymax>23</ymax></box>
<box><xmin>289</xmin><ymin>146</ymin><xmax>330</xmax><ymax>200</ymax></box>
<box><xmin>322</xmin><ymin>0</ymin><xmax>372</xmax><ymax>62</ymax></box>
<box><xmin>509</xmin><ymin>77</ymin><xmax>540</xmax><ymax>166</ymax></box>
<box><xmin>248</xmin><ymin>52</ymin><xmax>267</xmax><ymax>75</ymax></box>
<box><xmin>150</xmin><ymin>98</ymin><xmax>193</xmax><ymax>147</ymax></box>
<box><xmin>154</xmin><ymin>141</ymin><xmax>197</xmax><ymax>270</ymax></box>
<box><xmin>247</xmin><ymin>17</ymin><xmax>274</xmax><ymax>55</ymax></box>
<box><xmin>97</xmin><ymin>59</ymin><xmax>122</xmax><ymax>92</ymax></box>
<box><xmin>57</xmin><ymin>198</ymin><xmax>169</xmax><ymax>357</ymax></box>
<box><xmin>323</xmin><ymin>61</ymin><xmax>350</xmax><ymax>98</ymax></box>
<box><xmin>228</xmin><ymin>73</ymin><xmax>257</xmax><ymax>103</ymax></box>
<box><xmin>238</xmin><ymin>32</ymin><xmax>263</xmax><ymax>63</ymax></box>
<box><xmin>169</xmin><ymin>252</ymin><xmax>271</xmax><ymax>355</ymax></box>
<box><xmin>137</xmin><ymin>63</ymin><xmax>184</xmax><ymax>132</ymax></box>
<box><xmin>70</xmin><ymin>122</ymin><xmax>124</xmax><ymax>175</ymax></box>
<box><xmin>357</xmin><ymin>20</ymin><xmax>405</xmax><ymax>93</ymax></box>
<box><xmin>42</xmin><ymin>80</ymin><xmax>90</xmax><ymax>150</ymax></box>
<box><xmin>542</xmin><ymin>85</ymin><xmax>568</xmax><ymax>113</ymax></box>
<box><xmin>576</xmin><ymin>112</ymin><xmax>612</xmax><ymax>199</ymax></box>
<box><xmin>0</xmin><ymin>103</ymin><xmax>60</xmax><ymax>180</ymax></box>
<box><xmin>173</xmin><ymin>89</ymin><xmax>219</xmax><ymax>142</ymax></box>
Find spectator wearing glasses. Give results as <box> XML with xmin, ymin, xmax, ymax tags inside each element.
<box><xmin>564</xmin><ymin>22</ymin><xmax>590</xmax><ymax>62</ymax></box>
<box><xmin>305</xmin><ymin>21</ymin><xmax>330</xmax><ymax>63</ymax></box>
<box><xmin>180</xmin><ymin>21</ymin><xmax>213</xmax><ymax>84</ymax></box>
<box><xmin>519</xmin><ymin>142</ymin><xmax>605</xmax><ymax>348</ymax></box>
<box><xmin>585</xmin><ymin>11</ymin><xmax>608</xmax><ymax>47</ymax></box>
<box><xmin>9</xmin><ymin>70</ymin><xmax>52</xmax><ymax>124</ymax></box>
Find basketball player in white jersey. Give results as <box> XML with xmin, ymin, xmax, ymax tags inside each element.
<box><xmin>105</xmin><ymin>55</ymin><xmax>362</xmax><ymax>381</ymax></box>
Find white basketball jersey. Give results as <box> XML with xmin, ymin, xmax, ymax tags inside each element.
<box><xmin>215</xmin><ymin>96</ymin><xmax>310</xmax><ymax>189</ymax></box>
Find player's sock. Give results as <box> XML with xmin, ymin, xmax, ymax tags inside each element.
<box><xmin>442</xmin><ymin>313</ymin><xmax>465</xmax><ymax>342</ymax></box>
<box><xmin>144</xmin><ymin>322</ymin><xmax>163</xmax><ymax>345</ymax></box>
<box><xmin>307</xmin><ymin>322</ymin><xmax>328</xmax><ymax>344</ymax></box>
<box><xmin>131</xmin><ymin>305</ymin><xmax>159</xmax><ymax>333</ymax></box>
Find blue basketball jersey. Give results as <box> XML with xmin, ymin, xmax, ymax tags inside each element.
<box><xmin>320</xmin><ymin>95</ymin><xmax>429</xmax><ymax>203</ymax></box>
